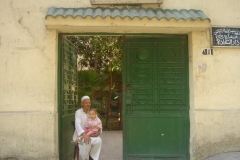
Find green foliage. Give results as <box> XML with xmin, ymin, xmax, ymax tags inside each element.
<box><xmin>67</xmin><ymin>36</ymin><xmax>123</xmax><ymax>73</ymax></box>
<box><xmin>67</xmin><ymin>36</ymin><xmax>123</xmax><ymax>130</ymax></box>
<box><xmin>78</xmin><ymin>70</ymin><xmax>109</xmax><ymax>103</ymax></box>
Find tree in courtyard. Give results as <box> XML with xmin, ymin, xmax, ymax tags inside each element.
<box><xmin>68</xmin><ymin>36</ymin><xmax>123</xmax><ymax>129</ymax></box>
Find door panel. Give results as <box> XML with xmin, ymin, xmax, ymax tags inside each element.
<box><xmin>123</xmin><ymin>36</ymin><xmax>189</xmax><ymax>160</ymax></box>
<box><xmin>58</xmin><ymin>35</ymin><xmax>78</xmax><ymax>160</ymax></box>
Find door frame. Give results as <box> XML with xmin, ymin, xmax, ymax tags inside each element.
<box><xmin>57</xmin><ymin>33</ymin><xmax>190</xmax><ymax>159</ymax></box>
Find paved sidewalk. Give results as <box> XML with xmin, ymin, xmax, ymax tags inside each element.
<box><xmin>206</xmin><ymin>152</ymin><xmax>240</xmax><ymax>160</ymax></box>
<box><xmin>99</xmin><ymin>131</ymin><xmax>240</xmax><ymax>160</ymax></box>
<box><xmin>99</xmin><ymin>131</ymin><xmax>122</xmax><ymax>160</ymax></box>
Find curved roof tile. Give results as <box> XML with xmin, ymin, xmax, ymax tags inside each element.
<box><xmin>46</xmin><ymin>7</ymin><xmax>210</xmax><ymax>21</ymax></box>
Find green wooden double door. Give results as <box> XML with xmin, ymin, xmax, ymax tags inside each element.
<box><xmin>123</xmin><ymin>36</ymin><xmax>189</xmax><ymax>160</ymax></box>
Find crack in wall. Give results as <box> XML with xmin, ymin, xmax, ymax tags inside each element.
<box><xmin>10</xmin><ymin>0</ymin><xmax>46</xmax><ymax>53</ymax></box>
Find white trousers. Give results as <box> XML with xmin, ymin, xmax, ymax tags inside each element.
<box><xmin>78</xmin><ymin>137</ymin><xmax>102</xmax><ymax>160</ymax></box>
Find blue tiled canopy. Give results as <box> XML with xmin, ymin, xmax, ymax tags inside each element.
<box><xmin>46</xmin><ymin>7</ymin><xmax>210</xmax><ymax>21</ymax></box>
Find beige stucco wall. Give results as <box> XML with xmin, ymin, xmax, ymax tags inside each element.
<box><xmin>189</xmin><ymin>31</ymin><xmax>240</xmax><ymax>159</ymax></box>
<box><xmin>0</xmin><ymin>1</ymin><xmax>61</xmax><ymax>159</ymax></box>
<box><xmin>0</xmin><ymin>0</ymin><xmax>240</xmax><ymax>159</ymax></box>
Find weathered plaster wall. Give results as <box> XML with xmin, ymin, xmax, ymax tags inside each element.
<box><xmin>189</xmin><ymin>31</ymin><xmax>240</xmax><ymax>160</ymax></box>
<box><xmin>162</xmin><ymin>0</ymin><xmax>240</xmax><ymax>26</ymax></box>
<box><xmin>0</xmin><ymin>0</ymin><xmax>240</xmax><ymax>159</ymax></box>
<box><xmin>0</xmin><ymin>114</ymin><xmax>57</xmax><ymax>159</ymax></box>
<box><xmin>0</xmin><ymin>0</ymin><xmax>62</xmax><ymax>159</ymax></box>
